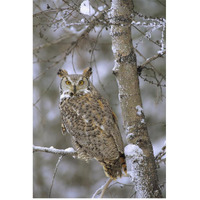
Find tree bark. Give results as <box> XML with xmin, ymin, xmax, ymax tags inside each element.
<box><xmin>110</xmin><ymin>0</ymin><xmax>162</xmax><ymax>198</ymax></box>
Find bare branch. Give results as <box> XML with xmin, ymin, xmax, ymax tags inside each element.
<box><xmin>49</xmin><ymin>155</ymin><xmax>64</xmax><ymax>197</ymax></box>
<box><xmin>92</xmin><ymin>178</ymin><xmax>113</xmax><ymax>198</ymax></box>
<box><xmin>139</xmin><ymin>51</ymin><xmax>166</xmax><ymax>69</ymax></box>
<box><xmin>33</xmin><ymin>9</ymin><xmax>107</xmax><ymax>52</ymax></box>
<box><xmin>155</xmin><ymin>143</ymin><xmax>166</xmax><ymax>167</ymax></box>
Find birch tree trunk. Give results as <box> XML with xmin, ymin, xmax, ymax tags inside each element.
<box><xmin>110</xmin><ymin>0</ymin><xmax>162</xmax><ymax>198</ymax></box>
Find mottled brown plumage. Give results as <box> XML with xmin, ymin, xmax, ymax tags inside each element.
<box><xmin>58</xmin><ymin>67</ymin><xmax>127</xmax><ymax>179</ymax></box>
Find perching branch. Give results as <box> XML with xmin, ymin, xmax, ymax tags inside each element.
<box><xmin>33</xmin><ymin>145</ymin><xmax>77</xmax><ymax>157</ymax></box>
<box><xmin>33</xmin><ymin>145</ymin><xmax>77</xmax><ymax>197</ymax></box>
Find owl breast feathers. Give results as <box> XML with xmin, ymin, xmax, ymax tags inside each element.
<box><xmin>58</xmin><ymin>67</ymin><xmax>127</xmax><ymax>179</ymax></box>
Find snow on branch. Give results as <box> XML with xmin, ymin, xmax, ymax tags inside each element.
<box><xmin>155</xmin><ymin>143</ymin><xmax>166</xmax><ymax>167</ymax></box>
<box><xmin>33</xmin><ymin>8</ymin><xmax>107</xmax><ymax>52</ymax></box>
<box><xmin>131</xmin><ymin>11</ymin><xmax>166</xmax><ymax>54</ymax></box>
<box><xmin>33</xmin><ymin>145</ymin><xmax>77</xmax><ymax>157</ymax></box>
<box><xmin>133</xmin><ymin>11</ymin><xmax>166</xmax><ymax>25</ymax></box>
<box><xmin>138</xmin><ymin>50</ymin><xmax>166</xmax><ymax>69</ymax></box>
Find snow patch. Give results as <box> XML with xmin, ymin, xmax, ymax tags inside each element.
<box><xmin>124</xmin><ymin>144</ymin><xmax>143</xmax><ymax>157</ymax></box>
<box><xmin>131</xmin><ymin>20</ymin><xmax>141</xmax><ymax>25</ymax></box>
<box><xmin>98</xmin><ymin>5</ymin><xmax>106</xmax><ymax>11</ymax></box>
<box><xmin>157</xmin><ymin>49</ymin><xmax>165</xmax><ymax>54</ymax></box>
<box><xmin>126</xmin><ymin>125</ymin><xmax>135</xmax><ymax>132</ymax></box>
<box><xmin>126</xmin><ymin>133</ymin><xmax>134</xmax><ymax>140</ymax></box>
<box><xmin>136</xmin><ymin>105</ymin><xmax>143</xmax><ymax>116</ymax></box>
<box><xmin>141</xmin><ymin>119</ymin><xmax>145</xmax><ymax>124</ymax></box>
<box><xmin>80</xmin><ymin>0</ymin><xmax>95</xmax><ymax>16</ymax></box>
<box><xmin>65</xmin><ymin>147</ymin><xmax>75</xmax><ymax>153</ymax></box>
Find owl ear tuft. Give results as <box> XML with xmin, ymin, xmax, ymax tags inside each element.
<box><xmin>57</xmin><ymin>69</ymin><xmax>68</xmax><ymax>78</ymax></box>
<box><xmin>83</xmin><ymin>67</ymin><xmax>92</xmax><ymax>79</ymax></box>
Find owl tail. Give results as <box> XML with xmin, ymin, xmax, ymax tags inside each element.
<box><xmin>119</xmin><ymin>153</ymin><xmax>127</xmax><ymax>175</ymax></box>
<box><xmin>101</xmin><ymin>154</ymin><xmax>127</xmax><ymax>179</ymax></box>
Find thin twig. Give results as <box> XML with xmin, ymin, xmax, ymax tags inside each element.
<box><xmin>100</xmin><ymin>178</ymin><xmax>113</xmax><ymax>198</ymax></box>
<box><xmin>155</xmin><ymin>143</ymin><xmax>166</xmax><ymax>167</ymax></box>
<box><xmin>33</xmin><ymin>75</ymin><xmax>57</xmax><ymax>106</ymax></box>
<box><xmin>33</xmin><ymin>10</ymin><xmax>107</xmax><ymax>52</ymax></box>
<box><xmin>139</xmin><ymin>51</ymin><xmax>166</xmax><ymax>69</ymax></box>
<box><xmin>92</xmin><ymin>178</ymin><xmax>113</xmax><ymax>198</ymax></box>
<box><xmin>135</xmin><ymin>48</ymin><xmax>165</xmax><ymax>80</ymax></box>
<box><xmin>49</xmin><ymin>155</ymin><xmax>64</xmax><ymax>197</ymax></box>
<box><xmin>133</xmin><ymin>25</ymin><xmax>161</xmax><ymax>48</ymax></box>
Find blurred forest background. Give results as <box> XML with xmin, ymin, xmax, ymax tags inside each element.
<box><xmin>33</xmin><ymin>0</ymin><xmax>166</xmax><ymax>198</ymax></box>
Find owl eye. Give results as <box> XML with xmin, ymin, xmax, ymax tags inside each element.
<box><xmin>65</xmin><ymin>80</ymin><xmax>71</xmax><ymax>85</ymax></box>
<box><xmin>79</xmin><ymin>80</ymin><xmax>84</xmax><ymax>85</ymax></box>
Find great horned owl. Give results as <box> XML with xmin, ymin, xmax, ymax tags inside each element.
<box><xmin>57</xmin><ymin>67</ymin><xmax>127</xmax><ymax>179</ymax></box>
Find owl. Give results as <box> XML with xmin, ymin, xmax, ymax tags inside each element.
<box><xmin>57</xmin><ymin>67</ymin><xmax>127</xmax><ymax>179</ymax></box>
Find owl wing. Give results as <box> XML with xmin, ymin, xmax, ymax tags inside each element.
<box><xmin>60</xmin><ymin>120</ymin><xmax>68</xmax><ymax>135</ymax></box>
<box><xmin>96</xmin><ymin>96</ymin><xmax>124</xmax><ymax>155</ymax></box>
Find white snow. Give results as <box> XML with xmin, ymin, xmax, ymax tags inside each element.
<box><xmin>69</xmin><ymin>26</ymin><xmax>77</xmax><ymax>32</ymax></box>
<box><xmin>125</xmin><ymin>144</ymin><xmax>145</xmax><ymax>195</ymax></box>
<box><xmin>124</xmin><ymin>144</ymin><xmax>143</xmax><ymax>157</ymax></box>
<box><xmin>80</xmin><ymin>19</ymin><xmax>85</xmax><ymax>23</ymax></box>
<box><xmin>126</xmin><ymin>133</ymin><xmax>134</xmax><ymax>140</ymax></box>
<box><xmin>80</xmin><ymin>0</ymin><xmax>95</xmax><ymax>16</ymax></box>
<box><xmin>141</xmin><ymin>119</ymin><xmax>145</xmax><ymax>124</ymax></box>
<box><xmin>131</xmin><ymin>20</ymin><xmax>141</xmax><ymax>25</ymax></box>
<box><xmin>135</xmin><ymin>105</ymin><xmax>143</xmax><ymax>116</ymax></box>
<box><xmin>111</xmin><ymin>44</ymin><xmax>118</xmax><ymax>55</ymax></box>
<box><xmin>126</xmin><ymin>125</ymin><xmax>135</xmax><ymax>132</ymax></box>
<box><xmin>65</xmin><ymin>147</ymin><xmax>75</xmax><ymax>153</ymax></box>
<box><xmin>98</xmin><ymin>5</ymin><xmax>106</xmax><ymax>11</ymax></box>
<box><xmin>157</xmin><ymin>49</ymin><xmax>165</xmax><ymax>55</ymax></box>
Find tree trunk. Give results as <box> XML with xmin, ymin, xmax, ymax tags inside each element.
<box><xmin>110</xmin><ymin>0</ymin><xmax>162</xmax><ymax>198</ymax></box>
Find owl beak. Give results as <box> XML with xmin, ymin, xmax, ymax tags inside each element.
<box><xmin>73</xmin><ymin>85</ymin><xmax>77</xmax><ymax>94</ymax></box>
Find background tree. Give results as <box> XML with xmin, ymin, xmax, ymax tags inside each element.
<box><xmin>33</xmin><ymin>0</ymin><xmax>166</xmax><ymax>198</ymax></box>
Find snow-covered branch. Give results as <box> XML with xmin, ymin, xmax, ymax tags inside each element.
<box><xmin>33</xmin><ymin>9</ymin><xmax>107</xmax><ymax>52</ymax></box>
<box><xmin>33</xmin><ymin>145</ymin><xmax>77</xmax><ymax>157</ymax></box>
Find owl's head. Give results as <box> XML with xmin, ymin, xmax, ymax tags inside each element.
<box><xmin>57</xmin><ymin>67</ymin><xmax>92</xmax><ymax>98</ymax></box>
